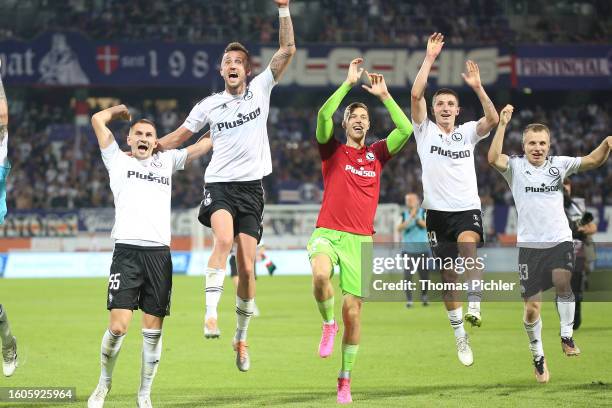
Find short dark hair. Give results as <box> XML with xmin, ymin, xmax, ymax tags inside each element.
<box><xmin>223</xmin><ymin>42</ymin><xmax>251</xmax><ymax>67</ymax></box>
<box><xmin>343</xmin><ymin>102</ymin><xmax>369</xmax><ymax>123</ymax></box>
<box><xmin>432</xmin><ymin>88</ymin><xmax>460</xmax><ymax>105</ymax></box>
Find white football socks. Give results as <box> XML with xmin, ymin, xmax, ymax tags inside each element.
<box><xmin>139</xmin><ymin>329</ymin><xmax>162</xmax><ymax>398</ymax></box>
<box><xmin>205</xmin><ymin>267</ymin><xmax>225</xmax><ymax>320</ymax></box>
<box><xmin>99</xmin><ymin>329</ymin><xmax>125</xmax><ymax>386</ymax></box>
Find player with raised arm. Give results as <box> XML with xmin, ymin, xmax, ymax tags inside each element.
<box><xmin>411</xmin><ymin>33</ymin><xmax>499</xmax><ymax>366</ymax></box>
<box><xmin>488</xmin><ymin>105</ymin><xmax>611</xmax><ymax>383</ymax></box>
<box><xmin>0</xmin><ymin>60</ymin><xmax>17</xmax><ymax>378</ymax></box>
<box><xmin>87</xmin><ymin>105</ymin><xmax>210</xmax><ymax>408</ymax></box>
<box><xmin>157</xmin><ymin>0</ymin><xmax>295</xmax><ymax>371</ymax></box>
<box><xmin>308</xmin><ymin>58</ymin><xmax>413</xmax><ymax>403</ymax></box>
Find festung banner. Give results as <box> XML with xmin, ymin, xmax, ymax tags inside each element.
<box><xmin>515</xmin><ymin>45</ymin><xmax>611</xmax><ymax>90</ymax></box>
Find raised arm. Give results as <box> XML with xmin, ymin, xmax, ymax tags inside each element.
<box><xmin>362</xmin><ymin>72</ymin><xmax>413</xmax><ymax>155</ymax></box>
<box><xmin>411</xmin><ymin>33</ymin><xmax>444</xmax><ymax>125</ymax></box>
<box><xmin>268</xmin><ymin>0</ymin><xmax>296</xmax><ymax>81</ymax></box>
<box><xmin>0</xmin><ymin>60</ymin><xmax>7</xmax><ymax>144</ymax></box>
<box><xmin>487</xmin><ymin>105</ymin><xmax>513</xmax><ymax>172</ymax></box>
<box><xmin>316</xmin><ymin>58</ymin><xmax>363</xmax><ymax>143</ymax></box>
<box><xmin>91</xmin><ymin>104</ymin><xmax>131</xmax><ymax>149</ymax></box>
<box><xmin>158</xmin><ymin>126</ymin><xmax>194</xmax><ymax>151</ymax></box>
<box><xmin>579</xmin><ymin>136</ymin><xmax>612</xmax><ymax>171</ymax></box>
<box><xmin>462</xmin><ymin>60</ymin><xmax>499</xmax><ymax>137</ymax></box>
<box><xmin>185</xmin><ymin>131</ymin><xmax>212</xmax><ymax>164</ymax></box>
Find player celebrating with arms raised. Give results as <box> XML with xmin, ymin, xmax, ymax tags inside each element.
<box><xmin>308</xmin><ymin>58</ymin><xmax>413</xmax><ymax>403</ymax></box>
<box><xmin>87</xmin><ymin>105</ymin><xmax>209</xmax><ymax>408</ymax></box>
<box><xmin>488</xmin><ymin>105</ymin><xmax>611</xmax><ymax>383</ymax></box>
<box><xmin>411</xmin><ymin>33</ymin><xmax>499</xmax><ymax>366</ymax></box>
<box><xmin>158</xmin><ymin>0</ymin><xmax>295</xmax><ymax>372</ymax></box>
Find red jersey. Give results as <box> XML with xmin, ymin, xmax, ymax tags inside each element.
<box><xmin>316</xmin><ymin>137</ymin><xmax>391</xmax><ymax>235</ymax></box>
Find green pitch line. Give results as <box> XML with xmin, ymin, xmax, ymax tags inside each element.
<box><xmin>0</xmin><ymin>276</ymin><xmax>610</xmax><ymax>407</ymax></box>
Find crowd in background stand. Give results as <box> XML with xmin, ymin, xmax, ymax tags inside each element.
<box><xmin>5</xmin><ymin>98</ymin><xmax>611</xmax><ymax>212</ymax></box>
<box><xmin>0</xmin><ymin>0</ymin><xmax>609</xmax><ymax>45</ymax></box>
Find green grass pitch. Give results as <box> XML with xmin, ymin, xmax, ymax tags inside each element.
<box><xmin>1</xmin><ymin>275</ymin><xmax>611</xmax><ymax>407</ymax></box>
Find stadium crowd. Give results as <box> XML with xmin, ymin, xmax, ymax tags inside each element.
<box><xmin>0</xmin><ymin>0</ymin><xmax>609</xmax><ymax>44</ymax></box>
<box><xmin>4</xmin><ymin>98</ymin><xmax>611</xmax><ymax>211</ymax></box>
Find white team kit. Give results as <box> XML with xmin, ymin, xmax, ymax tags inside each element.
<box><xmin>183</xmin><ymin>67</ymin><xmax>276</xmax><ymax>183</ymax></box>
<box><xmin>499</xmin><ymin>155</ymin><xmax>581</xmax><ymax>247</ymax></box>
<box><xmin>413</xmin><ymin>117</ymin><xmax>488</xmax><ymax>211</ymax></box>
<box><xmin>101</xmin><ymin>141</ymin><xmax>187</xmax><ymax>246</ymax></box>
<box><xmin>88</xmin><ymin>135</ymin><xmax>189</xmax><ymax>408</ymax></box>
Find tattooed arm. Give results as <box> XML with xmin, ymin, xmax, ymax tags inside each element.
<box><xmin>269</xmin><ymin>0</ymin><xmax>296</xmax><ymax>81</ymax></box>
<box><xmin>461</xmin><ymin>60</ymin><xmax>499</xmax><ymax>137</ymax></box>
<box><xmin>0</xmin><ymin>61</ymin><xmax>7</xmax><ymax>143</ymax></box>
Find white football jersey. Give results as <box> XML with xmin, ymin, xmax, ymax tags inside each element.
<box><xmin>183</xmin><ymin>67</ymin><xmax>276</xmax><ymax>183</ymax></box>
<box><xmin>500</xmin><ymin>155</ymin><xmax>581</xmax><ymax>247</ymax></box>
<box><xmin>413</xmin><ymin>117</ymin><xmax>488</xmax><ymax>211</ymax></box>
<box><xmin>101</xmin><ymin>142</ymin><xmax>187</xmax><ymax>246</ymax></box>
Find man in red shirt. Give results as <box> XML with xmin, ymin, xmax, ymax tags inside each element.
<box><xmin>307</xmin><ymin>58</ymin><xmax>413</xmax><ymax>403</ymax></box>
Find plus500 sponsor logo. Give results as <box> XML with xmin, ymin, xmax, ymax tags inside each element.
<box><xmin>127</xmin><ymin>171</ymin><xmax>170</xmax><ymax>185</ymax></box>
<box><xmin>345</xmin><ymin>164</ymin><xmax>376</xmax><ymax>178</ymax></box>
<box><xmin>216</xmin><ymin>108</ymin><xmax>261</xmax><ymax>132</ymax></box>
<box><xmin>525</xmin><ymin>185</ymin><xmax>560</xmax><ymax>193</ymax></box>
<box><xmin>430</xmin><ymin>146</ymin><xmax>471</xmax><ymax>159</ymax></box>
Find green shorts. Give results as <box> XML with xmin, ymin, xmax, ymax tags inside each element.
<box><xmin>307</xmin><ymin>227</ymin><xmax>372</xmax><ymax>297</ymax></box>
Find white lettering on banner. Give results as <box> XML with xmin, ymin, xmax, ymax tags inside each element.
<box><xmin>0</xmin><ymin>50</ymin><xmax>36</xmax><ymax>76</ymax></box>
<box><xmin>149</xmin><ymin>50</ymin><xmax>159</xmax><ymax>77</ymax></box>
<box><xmin>518</xmin><ymin>58</ymin><xmax>609</xmax><ymax>76</ymax></box>
<box><xmin>263</xmin><ymin>47</ymin><xmax>501</xmax><ymax>87</ymax></box>
<box><xmin>192</xmin><ymin>50</ymin><xmax>210</xmax><ymax>78</ymax></box>
<box><xmin>169</xmin><ymin>50</ymin><xmax>186</xmax><ymax>77</ymax></box>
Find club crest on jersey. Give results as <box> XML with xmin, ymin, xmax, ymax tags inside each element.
<box><xmin>244</xmin><ymin>89</ymin><xmax>253</xmax><ymax>100</ymax></box>
<box><xmin>366</xmin><ymin>152</ymin><xmax>375</xmax><ymax>162</ymax></box>
<box><xmin>548</xmin><ymin>167</ymin><xmax>560</xmax><ymax>177</ymax></box>
<box><xmin>151</xmin><ymin>157</ymin><xmax>162</xmax><ymax>168</ymax></box>
<box><xmin>451</xmin><ymin>132</ymin><xmax>463</xmax><ymax>142</ymax></box>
